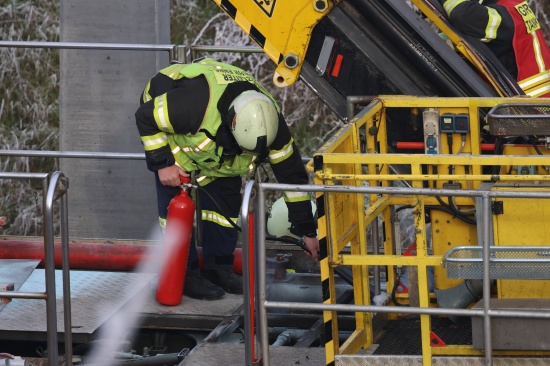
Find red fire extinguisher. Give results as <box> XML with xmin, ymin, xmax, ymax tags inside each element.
<box><xmin>156</xmin><ymin>176</ymin><xmax>195</xmax><ymax>306</ymax></box>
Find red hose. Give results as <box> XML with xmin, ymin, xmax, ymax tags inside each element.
<box><xmin>0</xmin><ymin>240</ymin><xmax>148</xmax><ymax>271</ymax></box>
<box><xmin>0</xmin><ymin>240</ymin><xmax>243</xmax><ymax>273</ymax></box>
<box><xmin>395</xmin><ymin>141</ymin><xmax>496</xmax><ymax>151</ymax></box>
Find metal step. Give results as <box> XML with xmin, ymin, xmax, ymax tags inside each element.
<box><xmin>336</xmin><ymin>355</ymin><xmax>550</xmax><ymax>366</ymax></box>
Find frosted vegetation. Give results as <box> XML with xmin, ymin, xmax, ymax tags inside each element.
<box><xmin>0</xmin><ymin>0</ymin><xmax>549</xmax><ymax>236</ymax></box>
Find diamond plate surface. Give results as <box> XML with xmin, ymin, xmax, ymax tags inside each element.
<box><xmin>138</xmin><ymin>291</ymin><xmax>243</xmax><ymax>317</ymax></box>
<box><xmin>0</xmin><ymin>259</ymin><xmax>40</xmax><ymax>311</ymax></box>
<box><xmin>180</xmin><ymin>343</ymin><xmax>325</xmax><ymax>366</ymax></box>
<box><xmin>336</xmin><ymin>355</ymin><xmax>550</xmax><ymax>366</ymax></box>
<box><xmin>0</xmin><ymin>269</ymin><xmax>154</xmax><ymax>337</ymax></box>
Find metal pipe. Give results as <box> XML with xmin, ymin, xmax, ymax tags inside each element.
<box><xmin>0</xmin><ymin>172</ymin><xmax>55</xmax><ymax>362</ymax></box>
<box><xmin>241</xmin><ymin>181</ymin><xmax>254</xmax><ymax>366</ymax></box>
<box><xmin>0</xmin><ymin>172</ymin><xmax>49</xmax><ymax>180</ymax></box>
<box><xmin>0</xmin><ymin>241</ymin><xmax>148</xmax><ymax>270</ymax></box>
<box><xmin>44</xmin><ymin>172</ymin><xmax>61</xmax><ymax>366</ymax></box>
<box><xmin>189</xmin><ymin>45</ymin><xmax>263</xmax><ymax>61</ymax></box>
<box><xmin>0</xmin><ymin>41</ymin><xmax>175</xmax><ymax>52</ymax></box>
<box><xmin>0</xmin><ymin>150</ymin><xmax>144</xmax><ymax>160</ymax></box>
<box><xmin>0</xmin><ymin>150</ymin><xmax>313</xmax><ymax>164</ymax></box>
<box><xmin>254</xmin><ymin>203</ymin><xmax>262</xmax><ymax>361</ymax></box>
<box><xmin>372</xmin><ymin>221</ymin><xmax>381</xmax><ymax>296</ymax></box>
<box><xmin>272</xmin><ymin>329</ymin><xmax>308</xmax><ymax>346</ymax></box>
<box><xmin>190</xmin><ymin>45</ymin><xmax>262</xmax><ymax>53</ymax></box>
<box><xmin>0</xmin><ymin>241</ymin><xmax>245</xmax><ymax>273</ymax></box>
<box><xmin>264</xmin><ymin>300</ymin><xmax>550</xmax><ymax>319</ymax></box>
<box><xmin>481</xmin><ymin>194</ymin><xmax>493</xmax><ymax>366</ymax></box>
<box><xmin>173</xmin><ymin>45</ymin><xmax>188</xmax><ymax>64</ymax></box>
<box><xmin>258</xmin><ymin>182</ymin><xmax>550</xmax><ymax>200</ymax></box>
<box><xmin>346</xmin><ymin>96</ymin><xmax>376</xmax><ymax>121</ymax></box>
<box><xmin>0</xmin><ymin>291</ymin><xmax>47</xmax><ymax>300</ymax></box>
<box><xmin>255</xmin><ymin>182</ymin><xmax>550</xmax><ymax>366</ymax></box>
<box><xmin>60</xmin><ymin>179</ymin><xmax>73</xmax><ymax>366</ymax></box>
<box><xmin>257</xmin><ymin>187</ymin><xmax>270</xmax><ymax>366</ymax></box>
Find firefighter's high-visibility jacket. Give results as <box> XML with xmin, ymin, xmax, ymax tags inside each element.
<box><xmin>442</xmin><ymin>0</ymin><xmax>550</xmax><ymax>97</ymax></box>
<box><xmin>135</xmin><ymin>58</ymin><xmax>316</xmax><ymax>237</ymax></box>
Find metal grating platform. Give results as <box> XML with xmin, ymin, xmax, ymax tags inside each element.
<box><xmin>0</xmin><ymin>259</ymin><xmax>39</xmax><ymax>311</ymax></box>
<box><xmin>336</xmin><ymin>355</ymin><xmax>550</xmax><ymax>366</ymax></box>
<box><xmin>180</xmin><ymin>343</ymin><xmax>326</xmax><ymax>366</ymax></box>
<box><xmin>487</xmin><ymin>103</ymin><xmax>550</xmax><ymax>136</ymax></box>
<box><xmin>443</xmin><ymin>246</ymin><xmax>550</xmax><ymax>279</ymax></box>
<box><xmin>0</xmin><ymin>259</ymin><xmax>246</xmax><ymax>345</ymax></box>
<box><xmin>373</xmin><ymin>317</ymin><xmax>471</xmax><ymax>355</ymax></box>
<box><xmin>0</xmin><ymin>268</ymin><xmax>155</xmax><ymax>343</ymax></box>
<box><xmin>138</xmin><ymin>290</ymin><xmax>243</xmax><ymax>317</ymax></box>
<box><xmin>134</xmin><ymin>288</ymin><xmax>245</xmax><ymax>330</ymax></box>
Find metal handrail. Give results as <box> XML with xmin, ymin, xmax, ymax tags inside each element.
<box><xmin>0</xmin><ymin>149</ymin><xmax>311</xmax><ymax>165</ymax></box>
<box><xmin>0</xmin><ymin>41</ymin><xmax>187</xmax><ymax>63</ymax></box>
<box><xmin>0</xmin><ymin>41</ymin><xmax>266</xmax><ymax>64</ymax></box>
<box><xmin>189</xmin><ymin>45</ymin><xmax>263</xmax><ymax>61</ymax></box>
<box><xmin>0</xmin><ymin>40</ymin><xmax>279</xmax><ymax>366</ymax></box>
<box><xmin>0</xmin><ymin>172</ymin><xmax>70</xmax><ymax>366</ymax></box>
<box><xmin>0</xmin><ymin>150</ymin><xmax>145</xmax><ymax>160</ymax></box>
<box><xmin>240</xmin><ymin>181</ymin><xmax>255</xmax><ymax>366</ymax></box>
<box><xmin>249</xmin><ymin>182</ymin><xmax>550</xmax><ymax>366</ymax></box>
<box><xmin>0</xmin><ymin>40</ymin><xmax>175</xmax><ymax>51</ymax></box>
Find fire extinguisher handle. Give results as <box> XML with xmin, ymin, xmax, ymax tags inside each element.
<box><xmin>179</xmin><ymin>175</ymin><xmax>190</xmax><ymax>185</ymax></box>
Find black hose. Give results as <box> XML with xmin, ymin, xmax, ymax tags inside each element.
<box><xmin>334</xmin><ymin>266</ymin><xmax>354</xmax><ymax>286</ymax></box>
<box><xmin>189</xmin><ymin>183</ymin><xmax>316</xmax><ymax>254</ymax></box>
<box><xmin>426</xmin><ymin>204</ymin><xmax>476</xmax><ymax>225</ymax></box>
<box><xmin>391</xmin><ymin>267</ymin><xmax>408</xmax><ymax>307</ymax></box>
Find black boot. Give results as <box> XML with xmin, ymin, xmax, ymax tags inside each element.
<box><xmin>184</xmin><ymin>271</ymin><xmax>225</xmax><ymax>300</ymax></box>
<box><xmin>203</xmin><ymin>269</ymin><xmax>244</xmax><ymax>295</ymax></box>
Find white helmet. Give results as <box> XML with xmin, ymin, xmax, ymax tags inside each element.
<box><xmin>228</xmin><ymin>90</ymin><xmax>279</xmax><ymax>154</ymax></box>
<box><xmin>267</xmin><ymin>197</ymin><xmax>317</xmax><ymax>239</ymax></box>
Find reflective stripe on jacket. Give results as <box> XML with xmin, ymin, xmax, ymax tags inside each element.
<box><xmin>499</xmin><ymin>0</ymin><xmax>550</xmax><ymax>97</ymax></box>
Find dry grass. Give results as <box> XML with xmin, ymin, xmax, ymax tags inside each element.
<box><xmin>0</xmin><ymin>0</ymin><xmax>60</xmax><ymax>235</ymax></box>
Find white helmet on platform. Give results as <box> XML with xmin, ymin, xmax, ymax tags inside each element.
<box><xmin>229</xmin><ymin>90</ymin><xmax>279</xmax><ymax>155</ymax></box>
<box><xmin>267</xmin><ymin>197</ymin><xmax>317</xmax><ymax>239</ymax></box>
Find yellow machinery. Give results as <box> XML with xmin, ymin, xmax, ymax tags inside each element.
<box><xmin>212</xmin><ymin>0</ymin><xmax>522</xmax><ymax>122</ymax></box>
<box><xmin>211</xmin><ymin>0</ymin><xmax>339</xmax><ymax>87</ymax></box>
<box><xmin>310</xmin><ymin>96</ymin><xmax>550</xmax><ymax>365</ymax></box>
<box><xmin>211</xmin><ymin>0</ymin><xmax>550</xmax><ymax>365</ymax></box>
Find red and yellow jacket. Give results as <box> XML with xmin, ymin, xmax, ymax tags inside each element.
<box><xmin>442</xmin><ymin>0</ymin><xmax>550</xmax><ymax>97</ymax></box>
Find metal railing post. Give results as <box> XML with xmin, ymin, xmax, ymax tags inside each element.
<box><xmin>481</xmin><ymin>194</ymin><xmax>493</xmax><ymax>366</ymax></box>
<box><xmin>257</xmin><ymin>186</ymin><xmax>270</xmax><ymax>366</ymax></box>
<box><xmin>59</xmin><ymin>175</ymin><xmax>73</xmax><ymax>366</ymax></box>
<box><xmin>241</xmin><ymin>181</ymin><xmax>255</xmax><ymax>366</ymax></box>
<box><xmin>255</xmin><ymin>182</ymin><xmax>550</xmax><ymax>365</ymax></box>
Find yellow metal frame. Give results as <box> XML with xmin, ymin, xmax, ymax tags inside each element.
<box><xmin>212</xmin><ymin>0</ymin><xmax>516</xmax><ymax>95</ymax></box>
<box><xmin>310</xmin><ymin>96</ymin><xmax>550</xmax><ymax>366</ymax></box>
<box><xmin>211</xmin><ymin>0</ymin><xmax>339</xmax><ymax>87</ymax></box>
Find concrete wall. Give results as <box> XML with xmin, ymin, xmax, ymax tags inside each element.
<box><xmin>59</xmin><ymin>1</ymin><xmax>170</xmax><ymax>240</ymax></box>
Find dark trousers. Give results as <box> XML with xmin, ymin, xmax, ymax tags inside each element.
<box><xmin>155</xmin><ymin>172</ymin><xmax>242</xmax><ymax>271</ymax></box>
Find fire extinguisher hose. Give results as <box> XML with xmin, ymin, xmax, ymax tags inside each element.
<box><xmin>184</xmin><ymin>182</ymin><xmax>311</xmax><ymax>254</ymax></box>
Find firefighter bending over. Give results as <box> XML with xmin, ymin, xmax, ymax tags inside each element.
<box><xmin>440</xmin><ymin>0</ymin><xmax>550</xmax><ymax>97</ymax></box>
<box><xmin>135</xmin><ymin>58</ymin><xmax>319</xmax><ymax>300</ymax></box>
